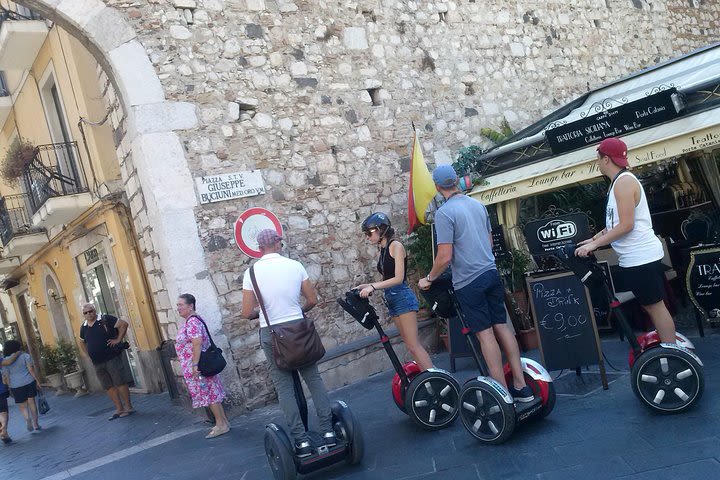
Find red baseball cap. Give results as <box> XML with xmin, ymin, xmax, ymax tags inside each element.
<box><xmin>597</xmin><ymin>137</ymin><xmax>629</xmax><ymax>168</ymax></box>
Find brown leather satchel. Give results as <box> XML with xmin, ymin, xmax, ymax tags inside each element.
<box><xmin>250</xmin><ymin>266</ymin><xmax>325</xmax><ymax>370</ymax></box>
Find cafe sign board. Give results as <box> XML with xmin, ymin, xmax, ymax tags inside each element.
<box><xmin>195</xmin><ymin>170</ymin><xmax>266</xmax><ymax>204</ymax></box>
<box><xmin>472</xmin><ymin>124</ymin><xmax>720</xmax><ymax>206</ymax></box>
<box><xmin>545</xmin><ymin>88</ymin><xmax>680</xmax><ymax>155</ymax></box>
<box><xmin>686</xmin><ymin>245</ymin><xmax>720</xmax><ymax>325</ymax></box>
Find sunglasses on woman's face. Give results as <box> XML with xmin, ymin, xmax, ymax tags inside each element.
<box><xmin>364</xmin><ymin>228</ymin><xmax>377</xmax><ymax>237</ymax></box>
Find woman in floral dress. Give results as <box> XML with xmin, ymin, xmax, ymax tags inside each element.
<box><xmin>175</xmin><ymin>293</ymin><xmax>230</xmax><ymax>438</ymax></box>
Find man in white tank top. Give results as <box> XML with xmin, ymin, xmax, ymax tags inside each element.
<box><xmin>576</xmin><ymin>137</ymin><xmax>676</xmax><ymax>344</ymax></box>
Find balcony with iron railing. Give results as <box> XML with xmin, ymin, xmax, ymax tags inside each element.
<box><xmin>22</xmin><ymin>141</ymin><xmax>93</xmax><ymax>229</ymax></box>
<box><xmin>0</xmin><ymin>193</ymin><xmax>47</xmax><ymax>260</ymax></box>
<box><xmin>0</xmin><ymin>3</ymin><xmax>48</xmax><ymax>71</ymax></box>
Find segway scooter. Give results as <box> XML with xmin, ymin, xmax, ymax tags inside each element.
<box><xmin>420</xmin><ymin>272</ymin><xmax>556</xmax><ymax>444</ymax></box>
<box><xmin>264</xmin><ymin>371</ymin><xmax>363</xmax><ymax>480</ymax></box>
<box><xmin>338</xmin><ymin>290</ymin><xmax>461</xmax><ymax>430</ymax></box>
<box><xmin>556</xmin><ymin>244</ymin><xmax>704</xmax><ymax>414</ymax></box>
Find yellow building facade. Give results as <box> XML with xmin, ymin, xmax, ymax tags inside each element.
<box><xmin>0</xmin><ymin>2</ymin><xmax>165</xmax><ymax>393</ymax></box>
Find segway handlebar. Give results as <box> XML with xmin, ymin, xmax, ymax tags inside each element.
<box><xmin>337</xmin><ymin>289</ymin><xmax>379</xmax><ymax>330</ymax></box>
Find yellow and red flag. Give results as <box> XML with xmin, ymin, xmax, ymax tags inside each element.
<box><xmin>407</xmin><ymin>129</ymin><xmax>436</xmax><ymax>233</ymax></box>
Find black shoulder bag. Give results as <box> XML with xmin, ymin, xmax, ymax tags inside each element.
<box><xmin>250</xmin><ymin>265</ymin><xmax>325</xmax><ymax>371</ymax></box>
<box><xmin>190</xmin><ymin>315</ymin><xmax>227</xmax><ymax>377</ymax></box>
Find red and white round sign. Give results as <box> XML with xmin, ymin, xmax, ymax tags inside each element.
<box><xmin>234</xmin><ymin>208</ymin><xmax>283</xmax><ymax>258</ymax></box>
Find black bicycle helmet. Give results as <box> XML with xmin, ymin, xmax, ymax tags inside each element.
<box><xmin>361</xmin><ymin>212</ymin><xmax>391</xmax><ymax>234</ymax></box>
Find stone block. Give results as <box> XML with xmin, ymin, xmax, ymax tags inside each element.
<box><xmin>245</xmin><ymin>0</ymin><xmax>265</xmax><ymax>11</ymax></box>
<box><xmin>253</xmin><ymin>112</ymin><xmax>273</xmax><ymax>129</ymax></box>
<box><xmin>108</xmin><ymin>41</ymin><xmax>165</xmax><ymax>107</ymax></box>
<box><xmin>227</xmin><ymin>102</ymin><xmax>240</xmax><ymax>121</ymax></box>
<box><xmin>170</xmin><ymin>26</ymin><xmax>192</xmax><ymax>42</ymax></box>
<box><xmin>57</xmin><ymin>0</ymin><xmax>105</xmax><ymax>29</ymax></box>
<box><xmin>290</xmin><ymin>61</ymin><xmax>307</xmax><ymax>76</ymax></box>
<box><xmin>130</xmin><ymin>102</ymin><xmax>199</xmax><ymax>135</ymax></box>
<box><xmin>174</xmin><ymin>0</ymin><xmax>197</xmax><ymax>8</ymax></box>
<box><xmin>343</xmin><ymin>27</ymin><xmax>369</xmax><ymax>50</ymax></box>
<box><xmin>83</xmin><ymin>6</ymin><xmax>136</xmax><ymax>54</ymax></box>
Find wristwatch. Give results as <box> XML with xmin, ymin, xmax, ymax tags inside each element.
<box><xmin>425</xmin><ymin>275</ymin><xmax>433</xmax><ymax>283</ymax></box>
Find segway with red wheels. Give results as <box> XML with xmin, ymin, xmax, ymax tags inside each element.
<box><xmin>420</xmin><ymin>271</ymin><xmax>556</xmax><ymax>444</ymax></box>
<box><xmin>264</xmin><ymin>371</ymin><xmax>363</xmax><ymax>480</ymax></box>
<box><xmin>338</xmin><ymin>290</ymin><xmax>460</xmax><ymax>430</ymax></box>
<box><xmin>556</xmin><ymin>244</ymin><xmax>704</xmax><ymax>414</ymax></box>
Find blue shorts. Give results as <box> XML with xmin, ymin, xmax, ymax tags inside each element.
<box><xmin>384</xmin><ymin>283</ymin><xmax>419</xmax><ymax>318</ymax></box>
<box><xmin>454</xmin><ymin>269</ymin><xmax>506</xmax><ymax>333</ymax></box>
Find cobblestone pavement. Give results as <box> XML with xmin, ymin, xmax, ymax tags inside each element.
<box><xmin>2</xmin><ymin>329</ymin><xmax>719</xmax><ymax>480</ymax></box>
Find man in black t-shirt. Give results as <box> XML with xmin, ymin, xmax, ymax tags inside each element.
<box><xmin>78</xmin><ymin>304</ymin><xmax>135</xmax><ymax>420</ymax></box>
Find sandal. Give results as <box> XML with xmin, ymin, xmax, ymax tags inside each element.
<box><xmin>108</xmin><ymin>413</ymin><xmax>122</xmax><ymax>421</ymax></box>
<box><xmin>205</xmin><ymin>426</ymin><xmax>230</xmax><ymax>439</ymax></box>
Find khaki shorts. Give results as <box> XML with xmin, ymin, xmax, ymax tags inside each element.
<box><xmin>94</xmin><ymin>354</ymin><xmax>133</xmax><ymax>390</ymax></box>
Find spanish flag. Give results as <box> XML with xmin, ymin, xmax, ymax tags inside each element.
<box><xmin>407</xmin><ymin>129</ymin><xmax>436</xmax><ymax>233</ymax></box>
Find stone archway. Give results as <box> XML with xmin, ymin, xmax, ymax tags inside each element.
<box><xmin>17</xmin><ymin>0</ymin><xmax>244</xmax><ymax>405</ymax></box>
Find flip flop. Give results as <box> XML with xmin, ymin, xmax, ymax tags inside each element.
<box><xmin>205</xmin><ymin>426</ymin><xmax>230</xmax><ymax>439</ymax></box>
<box><xmin>125</xmin><ymin>409</ymin><xmax>136</xmax><ymax>415</ymax></box>
<box><xmin>108</xmin><ymin>413</ymin><xmax>122</xmax><ymax>421</ymax></box>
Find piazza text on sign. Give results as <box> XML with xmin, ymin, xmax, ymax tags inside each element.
<box><xmin>195</xmin><ymin>170</ymin><xmax>266</xmax><ymax>204</ymax></box>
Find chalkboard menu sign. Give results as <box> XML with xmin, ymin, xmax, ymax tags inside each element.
<box><xmin>526</xmin><ymin>271</ymin><xmax>607</xmax><ymax>385</ymax></box>
<box><xmin>492</xmin><ymin>225</ymin><xmax>508</xmax><ymax>259</ymax></box>
<box><xmin>686</xmin><ymin>245</ymin><xmax>720</xmax><ymax>324</ymax></box>
<box><xmin>523</xmin><ymin>213</ymin><xmax>591</xmax><ymax>256</ymax></box>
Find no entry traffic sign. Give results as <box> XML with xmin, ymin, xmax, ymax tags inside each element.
<box><xmin>234</xmin><ymin>208</ymin><xmax>283</xmax><ymax>258</ymax></box>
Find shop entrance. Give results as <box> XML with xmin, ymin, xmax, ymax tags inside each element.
<box><xmin>76</xmin><ymin>243</ymin><xmax>143</xmax><ymax>390</ymax></box>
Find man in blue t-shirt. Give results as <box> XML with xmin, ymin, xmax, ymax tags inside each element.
<box><xmin>419</xmin><ymin>165</ymin><xmax>533</xmax><ymax>403</ymax></box>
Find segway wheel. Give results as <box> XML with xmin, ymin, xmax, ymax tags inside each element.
<box><xmin>525</xmin><ymin>373</ymin><xmax>556</xmax><ymax>419</ymax></box>
<box><xmin>264</xmin><ymin>426</ymin><xmax>297</xmax><ymax>480</ymax></box>
<box><xmin>331</xmin><ymin>401</ymin><xmax>364</xmax><ymax>465</ymax></box>
<box><xmin>631</xmin><ymin>346</ymin><xmax>704</xmax><ymax>414</ymax></box>
<box><xmin>404</xmin><ymin>370</ymin><xmax>460</xmax><ymax>430</ymax></box>
<box><xmin>458</xmin><ymin>379</ymin><xmax>515</xmax><ymax>444</ymax></box>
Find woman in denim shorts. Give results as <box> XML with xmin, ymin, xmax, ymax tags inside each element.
<box><xmin>355</xmin><ymin>213</ymin><xmax>433</xmax><ymax>370</ymax></box>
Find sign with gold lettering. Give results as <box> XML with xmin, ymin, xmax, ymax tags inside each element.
<box><xmin>471</xmin><ymin>124</ymin><xmax>720</xmax><ymax>206</ymax></box>
<box><xmin>546</xmin><ymin>89</ymin><xmax>679</xmax><ymax>154</ymax></box>
<box><xmin>686</xmin><ymin>245</ymin><xmax>720</xmax><ymax>325</ymax></box>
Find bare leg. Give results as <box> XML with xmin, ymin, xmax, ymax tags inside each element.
<box><xmin>0</xmin><ymin>411</ymin><xmax>8</xmax><ymax>437</ymax></box>
<box><xmin>492</xmin><ymin>323</ymin><xmax>527</xmax><ymax>389</ymax></box>
<box><xmin>642</xmin><ymin>301</ymin><xmax>676</xmax><ymax>344</ymax></box>
<box><xmin>475</xmin><ymin>329</ymin><xmax>507</xmax><ymax>389</ymax></box>
<box><xmin>208</xmin><ymin>403</ymin><xmax>229</xmax><ymax>430</ymax></box>
<box><xmin>117</xmin><ymin>384</ymin><xmax>133</xmax><ymax>412</ymax></box>
<box><xmin>26</xmin><ymin>396</ymin><xmax>39</xmax><ymax>429</ymax></box>
<box><xmin>394</xmin><ymin>311</ymin><xmax>433</xmax><ymax>371</ymax></box>
<box><xmin>106</xmin><ymin>386</ymin><xmax>123</xmax><ymax>414</ymax></box>
<box><xmin>17</xmin><ymin>402</ymin><xmax>31</xmax><ymax>430</ymax></box>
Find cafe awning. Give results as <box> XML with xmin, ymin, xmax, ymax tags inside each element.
<box><xmin>471</xmin><ymin>43</ymin><xmax>720</xmax><ymax>205</ymax></box>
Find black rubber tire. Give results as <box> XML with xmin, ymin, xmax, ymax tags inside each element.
<box><xmin>525</xmin><ymin>373</ymin><xmax>556</xmax><ymax>419</ymax></box>
<box><xmin>264</xmin><ymin>426</ymin><xmax>297</xmax><ymax>480</ymax></box>
<box><xmin>404</xmin><ymin>370</ymin><xmax>460</xmax><ymax>430</ymax></box>
<box><xmin>631</xmin><ymin>346</ymin><xmax>704</xmax><ymax>414</ymax></box>
<box><xmin>331</xmin><ymin>401</ymin><xmax>364</xmax><ymax>465</ymax></box>
<box><xmin>458</xmin><ymin>379</ymin><xmax>515</xmax><ymax>444</ymax></box>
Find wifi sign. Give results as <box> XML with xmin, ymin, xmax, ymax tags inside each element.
<box><xmin>537</xmin><ymin>220</ymin><xmax>577</xmax><ymax>243</ymax></box>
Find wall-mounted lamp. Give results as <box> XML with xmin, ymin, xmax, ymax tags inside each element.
<box><xmin>47</xmin><ymin>288</ymin><xmax>66</xmax><ymax>303</ymax></box>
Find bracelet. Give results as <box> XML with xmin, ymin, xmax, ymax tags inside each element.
<box><xmin>370</xmin><ymin>284</ymin><xmax>376</xmax><ymax>291</ymax></box>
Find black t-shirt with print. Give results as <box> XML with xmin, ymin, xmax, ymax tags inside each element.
<box><xmin>79</xmin><ymin>315</ymin><xmax>121</xmax><ymax>365</ymax></box>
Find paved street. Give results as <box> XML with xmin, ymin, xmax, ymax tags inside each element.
<box><xmin>2</xmin><ymin>328</ymin><xmax>719</xmax><ymax>480</ymax></box>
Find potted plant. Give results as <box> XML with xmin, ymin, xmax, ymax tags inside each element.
<box><xmin>56</xmin><ymin>338</ymin><xmax>84</xmax><ymax>390</ymax></box>
<box><xmin>498</xmin><ymin>248</ymin><xmax>537</xmax><ymax>350</ymax></box>
<box><xmin>1</xmin><ymin>138</ymin><xmax>37</xmax><ymax>184</ymax></box>
<box><xmin>41</xmin><ymin>344</ymin><xmax>64</xmax><ymax>389</ymax></box>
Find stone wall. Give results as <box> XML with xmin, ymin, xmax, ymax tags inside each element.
<box><xmin>109</xmin><ymin>0</ymin><xmax>718</xmax><ymax>408</ymax></box>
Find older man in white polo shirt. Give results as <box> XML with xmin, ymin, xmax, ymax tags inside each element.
<box><xmin>241</xmin><ymin>229</ymin><xmax>334</xmax><ymax>458</ymax></box>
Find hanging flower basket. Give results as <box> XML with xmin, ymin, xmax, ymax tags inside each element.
<box><xmin>1</xmin><ymin>139</ymin><xmax>37</xmax><ymax>184</ymax></box>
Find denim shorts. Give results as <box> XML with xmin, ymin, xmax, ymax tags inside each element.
<box><xmin>454</xmin><ymin>269</ymin><xmax>507</xmax><ymax>333</ymax></box>
<box><xmin>384</xmin><ymin>283</ymin><xmax>419</xmax><ymax>317</ymax></box>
